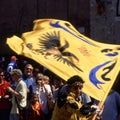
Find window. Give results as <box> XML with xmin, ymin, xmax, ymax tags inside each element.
<box><xmin>117</xmin><ymin>0</ymin><xmax>120</xmax><ymax>16</ymax></box>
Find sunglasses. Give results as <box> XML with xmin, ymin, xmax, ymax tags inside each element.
<box><xmin>26</xmin><ymin>68</ymin><xmax>33</xmax><ymax>70</ymax></box>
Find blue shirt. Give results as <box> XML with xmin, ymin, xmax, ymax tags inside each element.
<box><xmin>101</xmin><ymin>90</ymin><xmax>120</xmax><ymax>120</ymax></box>
<box><xmin>7</xmin><ymin>61</ymin><xmax>18</xmax><ymax>73</ymax></box>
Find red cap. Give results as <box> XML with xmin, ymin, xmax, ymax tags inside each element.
<box><xmin>11</xmin><ymin>56</ymin><xmax>18</xmax><ymax>61</ymax></box>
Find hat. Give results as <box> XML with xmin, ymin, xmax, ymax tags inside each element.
<box><xmin>10</xmin><ymin>69</ymin><xmax>22</xmax><ymax>76</ymax></box>
<box><xmin>11</xmin><ymin>56</ymin><xmax>17</xmax><ymax>61</ymax></box>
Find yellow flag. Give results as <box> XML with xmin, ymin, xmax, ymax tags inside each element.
<box><xmin>6</xmin><ymin>19</ymin><xmax>120</xmax><ymax>102</ymax></box>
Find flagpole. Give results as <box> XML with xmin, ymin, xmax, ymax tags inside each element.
<box><xmin>92</xmin><ymin>101</ymin><xmax>104</xmax><ymax>120</ymax></box>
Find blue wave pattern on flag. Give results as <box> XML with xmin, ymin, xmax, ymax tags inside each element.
<box><xmin>50</xmin><ymin>21</ymin><xmax>98</xmax><ymax>47</ymax></box>
<box><xmin>105</xmin><ymin>52</ymin><xmax>118</xmax><ymax>56</ymax></box>
<box><xmin>89</xmin><ymin>60</ymin><xmax>113</xmax><ymax>89</ymax></box>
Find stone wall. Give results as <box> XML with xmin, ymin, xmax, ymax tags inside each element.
<box><xmin>90</xmin><ymin>0</ymin><xmax>120</xmax><ymax>44</ymax></box>
<box><xmin>0</xmin><ymin>0</ymin><xmax>89</xmax><ymax>55</ymax></box>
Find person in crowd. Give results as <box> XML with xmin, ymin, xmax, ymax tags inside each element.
<box><xmin>7</xmin><ymin>56</ymin><xmax>18</xmax><ymax>73</ymax></box>
<box><xmin>101</xmin><ymin>89</ymin><xmax>120</xmax><ymax>120</ymax></box>
<box><xmin>43</xmin><ymin>75</ymin><xmax>50</xmax><ymax>84</ymax></box>
<box><xmin>51</xmin><ymin>76</ymin><xmax>66</xmax><ymax>104</ymax></box>
<box><xmin>22</xmin><ymin>64</ymin><xmax>35</xmax><ymax>119</ymax></box>
<box><xmin>28</xmin><ymin>93</ymin><xmax>42</xmax><ymax>120</ymax></box>
<box><xmin>22</xmin><ymin>64</ymin><xmax>35</xmax><ymax>101</ymax></box>
<box><xmin>51</xmin><ymin>75</ymin><xmax>99</xmax><ymax>120</ymax></box>
<box><xmin>32</xmin><ymin>74</ymin><xmax>52</xmax><ymax>120</ymax></box>
<box><xmin>6</xmin><ymin>55</ymin><xmax>18</xmax><ymax>85</ymax></box>
<box><xmin>49</xmin><ymin>76</ymin><xmax>66</xmax><ymax>118</ymax></box>
<box><xmin>33</xmin><ymin>67</ymin><xmax>41</xmax><ymax>79</ymax></box>
<box><xmin>6</xmin><ymin>69</ymin><xmax>27</xmax><ymax>120</ymax></box>
<box><xmin>0</xmin><ymin>68</ymin><xmax>12</xmax><ymax>120</ymax></box>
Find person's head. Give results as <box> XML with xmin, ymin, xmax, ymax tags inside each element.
<box><xmin>53</xmin><ymin>76</ymin><xmax>66</xmax><ymax>88</ymax></box>
<box><xmin>0</xmin><ymin>68</ymin><xmax>5</xmax><ymax>82</ymax></box>
<box><xmin>36</xmin><ymin>75</ymin><xmax>44</xmax><ymax>86</ymax></box>
<box><xmin>24</xmin><ymin>64</ymin><xmax>33</xmax><ymax>76</ymax></box>
<box><xmin>31</xmin><ymin>93</ymin><xmax>39</xmax><ymax>103</ymax></box>
<box><xmin>43</xmin><ymin>75</ymin><xmax>50</xmax><ymax>84</ymax></box>
<box><xmin>36</xmin><ymin>73</ymin><xmax>44</xmax><ymax>78</ymax></box>
<box><xmin>10</xmin><ymin>69</ymin><xmax>22</xmax><ymax>81</ymax></box>
<box><xmin>33</xmin><ymin>67</ymin><xmax>40</xmax><ymax>78</ymax></box>
<box><xmin>10</xmin><ymin>55</ymin><xmax>17</xmax><ymax>62</ymax></box>
<box><xmin>67</xmin><ymin>75</ymin><xmax>84</xmax><ymax>98</ymax></box>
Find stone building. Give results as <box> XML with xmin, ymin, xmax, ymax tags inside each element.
<box><xmin>0</xmin><ymin>0</ymin><xmax>89</xmax><ymax>55</ymax></box>
<box><xmin>90</xmin><ymin>0</ymin><xmax>120</xmax><ymax>44</ymax></box>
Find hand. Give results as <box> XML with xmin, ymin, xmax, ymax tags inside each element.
<box><xmin>91</xmin><ymin>104</ymin><xmax>104</xmax><ymax>116</ymax></box>
<box><xmin>3</xmin><ymin>95</ymin><xmax>10</xmax><ymax>99</ymax></box>
<box><xmin>91</xmin><ymin>105</ymin><xmax>99</xmax><ymax>109</ymax></box>
<box><xmin>91</xmin><ymin>105</ymin><xmax>100</xmax><ymax>113</ymax></box>
<box><xmin>41</xmin><ymin>81</ymin><xmax>45</xmax><ymax>86</ymax></box>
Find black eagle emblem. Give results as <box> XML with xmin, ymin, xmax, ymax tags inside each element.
<box><xmin>26</xmin><ymin>31</ymin><xmax>83</xmax><ymax>72</ymax></box>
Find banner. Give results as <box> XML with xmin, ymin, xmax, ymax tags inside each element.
<box><xmin>7</xmin><ymin>19</ymin><xmax>120</xmax><ymax>102</ymax></box>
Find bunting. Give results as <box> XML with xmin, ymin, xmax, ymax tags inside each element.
<box><xmin>6</xmin><ymin>19</ymin><xmax>120</xmax><ymax>102</ymax></box>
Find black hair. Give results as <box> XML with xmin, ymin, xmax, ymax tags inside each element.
<box><xmin>67</xmin><ymin>75</ymin><xmax>84</xmax><ymax>85</ymax></box>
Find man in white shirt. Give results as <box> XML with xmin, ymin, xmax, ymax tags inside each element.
<box><xmin>7</xmin><ymin>69</ymin><xmax>27</xmax><ymax>120</ymax></box>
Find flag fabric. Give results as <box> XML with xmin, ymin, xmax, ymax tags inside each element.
<box><xmin>7</xmin><ymin>19</ymin><xmax>120</xmax><ymax>102</ymax></box>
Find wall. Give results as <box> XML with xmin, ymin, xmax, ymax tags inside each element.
<box><xmin>0</xmin><ymin>0</ymin><xmax>89</xmax><ymax>55</ymax></box>
<box><xmin>90</xmin><ymin>0</ymin><xmax>120</xmax><ymax>44</ymax></box>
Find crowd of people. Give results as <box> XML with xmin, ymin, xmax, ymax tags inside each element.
<box><xmin>0</xmin><ymin>55</ymin><xmax>120</xmax><ymax>120</ymax></box>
